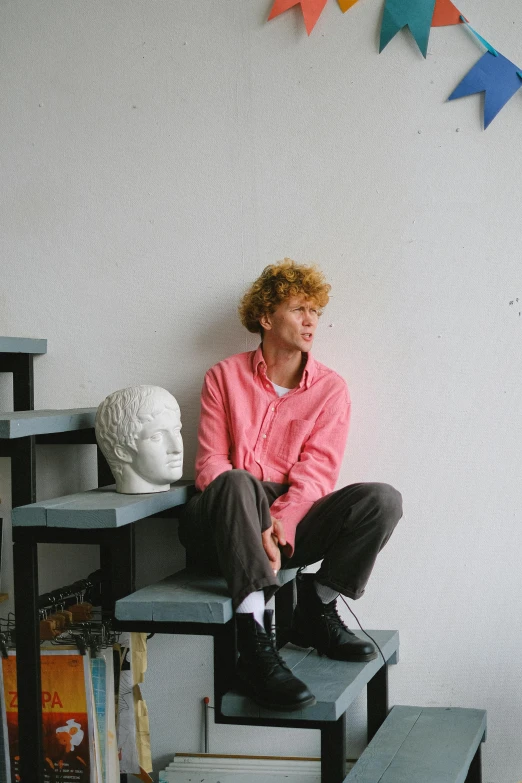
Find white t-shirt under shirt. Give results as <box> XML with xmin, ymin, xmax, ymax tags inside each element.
<box><xmin>271</xmin><ymin>381</ymin><xmax>291</xmax><ymax>397</ymax></box>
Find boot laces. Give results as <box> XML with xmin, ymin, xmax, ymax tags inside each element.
<box><xmin>321</xmin><ymin>600</ymin><xmax>352</xmax><ymax>634</ymax></box>
<box><xmin>254</xmin><ymin>626</ymin><xmax>291</xmax><ymax>675</ymax></box>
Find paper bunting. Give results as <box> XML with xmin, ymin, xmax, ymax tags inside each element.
<box><xmin>267</xmin><ymin>0</ymin><xmax>328</xmax><ymax>35</ymax></box>
<box><xmin>264</xmin><ymin>0</ymin><xmax>522</xmax><ymax>129</ymax></box>
<box><xmin>338</xmin><ymin>0</ymin><xmax>360</xmax><ymax>12</ymax></box>
<box><xmin>379</xmin><ymin>0</ymin><xmax>437</xmax><ymax>58</ymax></box>
<box><xmin>431</xmin><ymin>0</ymin><xmax>464</xmax><ymax>27</ymax></box>
<box><xmin>448</xmin><ymin>50</ymin><xmax>522</xmax><ymax>128</ymax></box>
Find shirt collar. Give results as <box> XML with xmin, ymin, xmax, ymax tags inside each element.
<box><xmin>252</xmin><ymin>344</ymin><xmax>316</xmax><ymax>390</ymax></box>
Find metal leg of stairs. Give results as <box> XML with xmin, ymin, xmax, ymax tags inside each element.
<box><xmin>321</xmin><ymin>712</ymin><xmax>347</xmax><ymax>783</ymax></box>
<box><xmin>367</xmin><ymin>662</ymin><xmax>389</xmax><ymax>741</ymax></box>
<box><xmin>465</xmin><ymin>745</ymin><xmax>482</xmax><ymax>783</ymax></box>
<box><xmin>13</xmin><ymin>530</ymin><xmax>44</xmax><ymax>783</ymax></box>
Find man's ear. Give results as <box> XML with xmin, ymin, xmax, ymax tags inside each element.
<box><xmin>114</xmin><ymin>444</ymin><xmax>134</xmax><ymax>464</ymax></box>
<box><xmin>259</xmin><ymin>312</ymin><xmax>273</xmax><ymax>332</ymax></box>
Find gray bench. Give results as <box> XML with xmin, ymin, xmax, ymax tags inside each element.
<box><xmin>345</xmin><ymin>705</ymin><xmax>486</xmax><ymax>783</ymax></box>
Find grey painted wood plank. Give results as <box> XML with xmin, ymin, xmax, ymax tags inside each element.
<box><xmin>380</xmin><ymin>708</ymin><xmax>486</xmax><ymax>783</ymax></box>
<box><xmin>0</xmin><ymin>408</ymin><xmax>97</xmax><ymax>438</ymax></box>
<box><xmin>345</xmin><ymin>706</ymin><xmax>487</xmax><ymax>783</ymax></box>
<box><xmin>116</xmin><ymin>571</ymin><xmax>233</xmax><ymax>624</ymax></box>
<box><xmin>345</xmin><ymin>706</ymin><xmax>424</xmax><ymax>782</ymax></box>
<box><xmin>12</xmin><ymin>481</ymin><xmax>193</xmax><ymax>528</ymax></box>
<box><xmin>115</xmin><ymin>567</ymin><xmax>300</xmax><ymax>624</ymax></box>
<box><xmin>0</xmin><ymin>337</ymin><xmax>47</xmax><ymax>354</ymax></box>
<box><xmin>12</xmin><ymin>491</ymin><xmax>93</xmax><ymax>526</ymax></box>
<box><xmin>221</xmin><ymin>630</ymin><xmax>399</xmax><ymax>722</ymax></box>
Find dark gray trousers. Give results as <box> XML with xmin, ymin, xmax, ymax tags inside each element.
<box><xmin>179</xmin><ymin>469</ymin><xmax>402</xmax><ymax>610</ymax></box>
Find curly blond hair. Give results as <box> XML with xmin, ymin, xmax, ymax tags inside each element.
<box><xmin>239</xmin><ymin>259</ymin><xmax>331</xmax><ymax>335</ymax></box>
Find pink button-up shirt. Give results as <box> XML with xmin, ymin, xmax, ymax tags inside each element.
<box><xmin>195</xmin><ymin>345</ymin><xmax>351</xmax><ymax>555</ymax></box>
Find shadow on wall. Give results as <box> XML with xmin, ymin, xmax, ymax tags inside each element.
<box><xmin>186</xmin><ymin>296</ymin><xmax>258</xmax><ymax>368</ymax></box>
<box><xmin>164</xmin><ymin>299</ymin><xmax>252</xmax><ymax>479</ymax></box>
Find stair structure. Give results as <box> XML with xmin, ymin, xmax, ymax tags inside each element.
<box><xmin>2</xmin><ymin>336</ymin><xmax>487</xmax><ymax>783</ymax></box>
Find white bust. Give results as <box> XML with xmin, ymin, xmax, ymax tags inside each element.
<box><xmin>95</xmin><ymin>385</ymin><xmax>183</xmax><ymax>494</ymax></box>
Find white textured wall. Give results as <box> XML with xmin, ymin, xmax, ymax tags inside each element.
<box><xmin>2</xmin><ymin>0</ymin><xmax>522</xmax><ymax>780</ymax></box>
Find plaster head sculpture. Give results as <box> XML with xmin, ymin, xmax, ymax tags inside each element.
<box><xmin>95</xmin><ymin>385</ymin><xmax>183</xmax><ymax>494</ymax></box>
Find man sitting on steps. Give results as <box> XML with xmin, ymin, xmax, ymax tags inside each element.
<box><xmin>179</xmin><ymin>259</ymin><xmax>402</xmax><ymax>711</ymax></box>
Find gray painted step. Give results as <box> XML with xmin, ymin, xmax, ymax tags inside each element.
<box><xmin>115</xmin><ymin>566</ymin><xmax>300</xmax><ymax>624</ymax></box>
<box><xmin>221</xmin><ymin>630</ymin><xmax>399</xmax><ymax>722</ymax></box>
<box><xmin>345</xmin><ymin>705</ymin><xmax>486</xmax><ymax>783</ymax></box>
<box><xmin>12</xmin><ymin>480</ymin><xmax>194</xmax><ymax>528</ymax></box>
<box><xmin>0</xmin><ymin>337</ymin><xmax>47</xmax><ymax>354</ymax></box>
<box><xmin>0</xmin><ymin>408</ymin><xmax>97</xmax><ymax>438</ymax></box>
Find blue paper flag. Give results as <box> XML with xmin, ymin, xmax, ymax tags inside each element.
<box><xmin>379</xmin><ymin>0</ymin><xmax>437</xmax><ymax>58</ymax></box>
<box><xmin>448</xmin><ymin>50</ymin><xmax>522</xmax><ymax>129</ymax></box>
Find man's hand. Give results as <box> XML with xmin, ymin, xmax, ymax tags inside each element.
<box><xmin>270</xmin><ymin>517</ymin><xmax>287</xmax><ymax>548</ymax></box>
<box><xmin>262</xmin><ymin>526</ymin><xmax>281</xmax><ymax>575</ymax></box>
<box><xmin>262</xmin><ymin>517</ymin><xmax>289</xmax><ymax>575</ymax></box>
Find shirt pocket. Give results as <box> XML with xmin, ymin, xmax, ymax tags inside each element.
<box><xmin>277</xmin><ymin>419</ymin><xmax>314</xmax><ymax>463</ymax></box>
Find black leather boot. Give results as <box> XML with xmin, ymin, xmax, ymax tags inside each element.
<box><xmin>236</xmin><ymin>610</ymin><xmax>316</xmax><ymax>711</ymax></box>
<box><xmin>290</xmin><ymin>574</ymin><xmax>377</xmax><ymax>662</ymax></box>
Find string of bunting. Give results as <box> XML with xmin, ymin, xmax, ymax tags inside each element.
<box><xmin>267</xmin><ymin>0</ymin><xmax>522</xmax><ymax>129</ymax></box>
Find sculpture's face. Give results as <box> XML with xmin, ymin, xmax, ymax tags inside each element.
<box><xmin>129</xmin><ymin>406</ymin><xmax>183</xmax><ymax>485</ymax></box>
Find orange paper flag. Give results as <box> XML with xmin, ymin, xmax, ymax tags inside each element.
<box><xmin>338</xmin><ymin>0</ymin><xmax>360</xmax><ymax>12</ymax></box>
<box><xmin>268</xmin><ymin>0</ymin><xmax>328</xmax><ymax>35</ymax></box>
<box><xmin>431</xmin><ymin>0</ymin><xmax>465</xmax><ymax>27</ymax></box>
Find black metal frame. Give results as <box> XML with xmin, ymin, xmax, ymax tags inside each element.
<box><xmin>115</xmin><ymin>610</ymin><xmax>392</xmax><ymax>783</ymax></box>
<box><xmin>465</xmin><ymin>745</ymin><xmax>482</xmax><ymax>783</ymax></box>
<box><xmin>0</xmin><ymin>347</ymin><xmax>123</xmax><ymax>783</ymax></box>
<box><xmin>10</xmin><ymin>510</ymin><xmax>389</xmax><ymax>782</ymax></box>
<box><xmin>0</xmin><ymin>353</ymin><xmax>35</xmax><ymax>412</ymax></box>
<box><xmin>12</xmin><ymin>522</ymin><xmax>136</xmax><ymax>783</ymax></box>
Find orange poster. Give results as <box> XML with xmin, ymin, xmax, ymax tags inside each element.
<box><xmin>1</xmin><ymin>649</ymin><xmax>96</xmax><ymax>783</ymax></box>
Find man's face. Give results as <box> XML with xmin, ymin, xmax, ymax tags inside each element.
<box><xmin>129</xmin><ymin>407</ymin><xmax>183</xmax><ymax>485</ymax></box>
<box><xmin>263</xmin><ymin>295</ymin><xmax>319</xmax><ymax>353</ymax></box>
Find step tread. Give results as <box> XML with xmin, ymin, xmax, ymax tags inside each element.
<box><xmin>12</xmin><ymin>481</ymin><xmax>194</xmax><ymax>528</ymax></box>
<box><xmin>0</xmin><ymin>408</ymin><xmax>97</xmax><ymax>438</ymax></box>
<box><xmin>0</xmin><ymin>336</ymin><xmax>47</xmax><ymax>354</ymax></box>
<box><xmin>221</xmin><ymin>630</ymin><xmax>399</xmax><ymax>722</ymax></box>
<box><xmin>345</xmin><ymin>705</ymin><xmax>487</xmax><ymax>783</ymax></box>
<box><xmin>115</xmin><ymin>566</ymin><xmax>300</xmax><ymax>624</ymax></box>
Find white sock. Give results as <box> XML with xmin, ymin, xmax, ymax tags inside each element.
<box><xmin>236</xmin><ymin>590</ymin><xmax>266</xmax><ymax>627</ymax></box>
<box><xmin>314</xmin><ymin>580</ymin><xmax>339</xmax><ymax>605</ymax></box>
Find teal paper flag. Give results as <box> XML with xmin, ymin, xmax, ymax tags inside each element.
<box><xmin>379</xmin><ymin>0</ymin><xmax>437</xmax><ymax>58</ymax></box>
<box><xmin>448</xmin><ymin>50</ymin><xmax>522</xmax><ymax>129</ymax></box>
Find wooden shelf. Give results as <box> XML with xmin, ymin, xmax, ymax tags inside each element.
<box><xmin>12</xmin><ymin>480</ymin><xmax>195</xmax><ymax>529</ymax></box>
<box><xmin>0</xmin><ymin>336</ymin><xmax>47</xmax><ymax>355</ymax></box>
<box><xmin>0</xmin><ymin>408</ymin><xmax>97</xmax><ymax>439</ymax></box>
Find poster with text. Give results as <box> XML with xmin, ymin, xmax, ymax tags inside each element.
<box><xmin>0</xmin><ymin>649</ymin><xmax>97</xmax><ymax>783</ymax></box>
